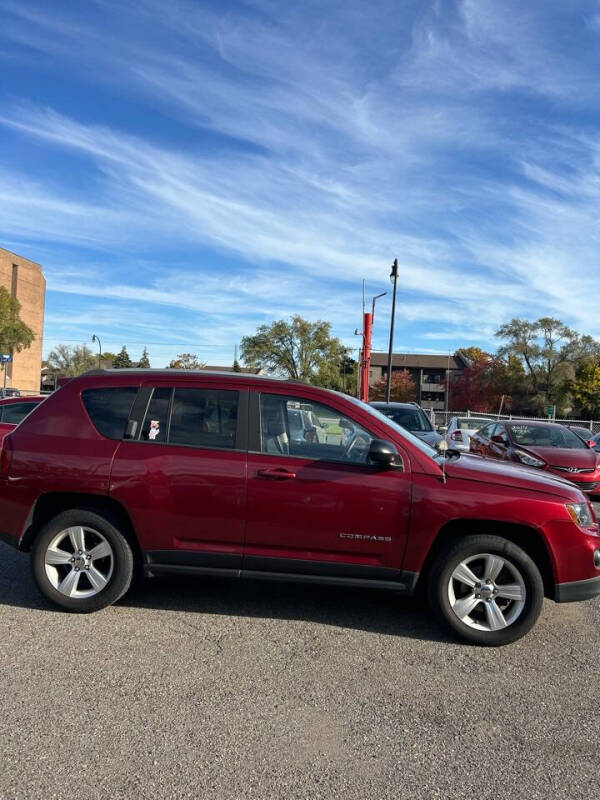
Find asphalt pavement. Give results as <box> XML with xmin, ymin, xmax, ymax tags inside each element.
<box><xmin>1</xmin><ymin>537</ymin><xmax>599</xmax><ymax>800</ymax></box>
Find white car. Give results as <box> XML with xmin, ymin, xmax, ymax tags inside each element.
<box><xmin>445</xmin><ymin>416</ymin><xmax>494</xmax><ymax>451</ymax></box>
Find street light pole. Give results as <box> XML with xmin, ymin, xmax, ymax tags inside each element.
<box><xmin>385</xmin><ymin>259</ymin><xmax>399</xmax><ymax>403</ymax></box>
<box><xmin>92</xmin><ymin>334</ymin><xmax>102</xmax><ymax>369</ymax></box>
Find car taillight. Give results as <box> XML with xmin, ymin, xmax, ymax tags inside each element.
<box><xmin>451</xmin><ymin>430</ymin><xmax>463</xmax><ymax>441</ymax></box>
<box><xmin>0</xmin><ymin>436</ymin><xmax>13</xmax><ymax>478</ymax></box>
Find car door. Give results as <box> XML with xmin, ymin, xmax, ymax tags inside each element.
<box><xmin>244</xmin><ymin>390</ymin><xmax>412</xmax><ymax>582</ymax></box>
<box><xmin>109</xmin><ymin>382</ymin><xmax>248</xmax><ymax>570</ymax></box>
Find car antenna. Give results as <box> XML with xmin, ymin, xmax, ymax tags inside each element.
<box><xmin>438</xmin><ymin>440</ymin><xmax>448</xmax><ymax>483</ymax></box>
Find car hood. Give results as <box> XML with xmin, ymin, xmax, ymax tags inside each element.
<box><xmin>517</xmin><ymin>446</ymin><xmax>599</xmax><ymax>469</ymax></box>
<box><xmin>413</xmin><ymin>430</ymin><xmax>443</xmax><ymax>446</ymax></box>
<box><xmin>444</xmin><ymin>452</ymin><xmax>584</xmax><ymax>500</ymax></box>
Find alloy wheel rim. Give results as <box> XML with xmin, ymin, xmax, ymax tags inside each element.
<box><xmin>44</xmin><ymin>526</ymin><xmax>114</xmax><ymax>599</ymax></box>
<box><xmin>448</xmin><ymin>552</ymin><xmax>526</xmax><ymax>632</ymax></box>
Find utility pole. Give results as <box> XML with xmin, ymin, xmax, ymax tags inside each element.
<box><xmin>385</xmin><ymin>259</ymin><xmax>399</xmax><ymax>403</ymax></box>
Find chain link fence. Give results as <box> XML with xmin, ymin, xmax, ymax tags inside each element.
<box><xmin>427</xmin><ymin>409</ymin><xmax>600</xmax><ymax>435</ymax></box>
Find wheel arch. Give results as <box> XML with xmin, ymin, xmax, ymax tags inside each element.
<box><xmin>20</xmin><ymin>492</ymin><xmax>142</xmax><ymax>566</ymax></box>
<box><xmin>418</xmin><ymin>519</ymin><xmax>556</xmax><ymax>600</ymax></box>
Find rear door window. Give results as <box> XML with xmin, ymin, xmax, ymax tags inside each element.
<box><xmin>82</xmin><ymin>387</ymin><xmax>139</xmax><ymax>439</ymax></box>
<box><xmin>169</xmin><ymin>388</ymin><xmax>239</xmax><ymax>449</ymax></box>
<box><xmin>140</xmin><ymin>387</ymin><xmax>172</xmax><ymax>442</ymax></box>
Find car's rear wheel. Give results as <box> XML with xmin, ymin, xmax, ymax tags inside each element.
<box><xmin>31</xmin><ymin>509</ymin><xmax>134</xmax><ymax>612</ymax></box>
<box><xmin>428</xmin><ymin>534</ymin><xmax>544</xmax><ymax>646</ymax></box>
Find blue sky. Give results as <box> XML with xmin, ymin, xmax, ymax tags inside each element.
<box><xmin>1</xmin><ymin>0</ymin><xmax>600</xmax><ymax>367</ymax></box>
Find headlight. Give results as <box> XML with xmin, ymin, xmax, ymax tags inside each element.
<box><xmin>514</xmin><ymin>449</ymin><xmax>546</xmax><ymax>468</ymax></box>
<box><xmin>566</xmin><ymin>502</ymin><xmax>597</xmax><ymax>531</ymax></box>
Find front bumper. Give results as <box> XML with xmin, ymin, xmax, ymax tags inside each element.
<box><xmin>555</xmin><ymin>575</ymin><xmax>600</xmax><ymax>603</ymax></box>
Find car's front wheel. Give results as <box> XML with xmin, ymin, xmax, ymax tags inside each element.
<box><xmin>31</xmin><ymin>509</ymin><xmax>134</xmax><ymax>612</ymax></box>
<box><xmin>428</xmin><ymin>534</ymin><xmax>544</xmax><ymax>646</ymax></box>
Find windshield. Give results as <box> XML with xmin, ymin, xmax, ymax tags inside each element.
<box><xmin>508</xmin><ymin>423</ymin><xmax>589</xmax><ymax>449</ymax></box>
<box><xmin>375</xmin><ymin>406</ymin><xmax>433</xmax><ymax>432</ymax></box>
<box><xmin>347</xmin><ymin>397</ymin><xmax>439</xmax><ymax>459</ymax></box>
<box><xmin>458</xmin><ymin>417</ymin><xmax>493</xmax><ymax>431</ymax></box>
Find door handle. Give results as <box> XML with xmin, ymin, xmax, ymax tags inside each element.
<box><xmin>257</xmin><ymin>468</ymin><xmax>297</xmax><ymax>480</ymax></box>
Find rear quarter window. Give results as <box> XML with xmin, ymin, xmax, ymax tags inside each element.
<box><xmin>82</xmin><ymin>387</ymin><xmax>138</xmax><ymax>439</ymax></box>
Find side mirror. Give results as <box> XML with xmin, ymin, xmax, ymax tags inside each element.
<box><xmin>368</xmin><ymin>439</ymin><xmax>402</xmax><ymax>469</ymax></box>
<box><xmin>588</xmin><ymin>440</ymin><xmax>596</xmax><ymax>448</ymax></box>
<box><xmin>491</xmin><ymin>434</ymin><xmax>506</xmax><ymax>444</ymax></box>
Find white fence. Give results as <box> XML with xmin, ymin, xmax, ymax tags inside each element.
<box><xmin>428</xmin><ymin>409</ymin><xmax>600</xmax><ymax>435</ymax></box>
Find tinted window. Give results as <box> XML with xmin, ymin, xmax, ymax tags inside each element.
<box><xmin>141</xmin><ymin>387</ymin><xmax>172</xmax><ymax>442</ymax></box>
<box><xmin>82</xmin><ymin>387</ymin><xmax>138</xmax><ymax>439</ymax></box>
<box><xmin>383</xmin><ymin>407</ymin><xmax>433</xmax><ymax>433</ymax></box>
<box><xmin>261</xmin><ymin>395</ymin><xmax>374</xmax><ymax>464</ymax></box>
<box><xmin>169</xmin><ymin>389</ymin><xmax>239</xmax><ymax>449</ymax></box>
<box><xmin>1</xmin><ymin>401</ymin><xmax>40</xmax><ymax>424</ymax></box>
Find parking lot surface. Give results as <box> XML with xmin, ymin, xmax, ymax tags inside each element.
<box><xmin>1</xmin><ymin>537</ymin><xmax>600</xmax><ymax>800</ymax></box>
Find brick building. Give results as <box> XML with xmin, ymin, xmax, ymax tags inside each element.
<box><xmin>0</xmin><ymin>247</ymin><xmax>46</xmax><ymax>393</ymax></box>
<box><xmin>369</xmin><ymin>352</ymin><xmax>468</xmax><ymax>410</ymax></box>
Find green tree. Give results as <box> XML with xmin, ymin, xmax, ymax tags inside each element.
<box><xmin>571</xmin><ymin>361</ymin><xmax>600</xmax><ymax>418</ymax></box>
<box><xmin>232</xmin><ymin>358</ymin><xmax>242</xmax><ymax>373</ymax></box>
<box><xmin>113</xmin><ymin>346</ymin><xmax>133</xmax><ymax>368</ymax></box>
<box><xmin>46</xmin><ymin>344</ymin><xmax>97</xmax><ymax>377</ymax></box>
<box><xmin>101</xmin><ymin>352</ymin><xmax>117</xmax><ymax>368</ymax></box>
<box><xmin>0</xmin><ymin>286</ymin><xmax>35</xmax><ymax>357</ymax></box>
<box><xmin>240</xmin><ymin>316</ymin><xmax>346</xmax><ymax>384</ymax></box>
<box><xmin>138</xmin><ymin>347</ymin><xmax>151</xmax><ymax>368</ymax></box>
<box><xmin>168</xmin><ymin>353</ymin><xmax>206</xmax><ymax>370</ymax></box>
<box><xmin>370</xmin><ymin>369</ymin><xmax>417</xmax><ymax>402</ymax></box>
<box><xmin>495</xmin><ymin>317</ymin><xmax>599</xmax><ymax>409</ymax></box>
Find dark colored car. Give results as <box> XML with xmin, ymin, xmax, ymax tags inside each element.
<box><xmin>470</xmin><ymin>420</ymin><xmax>600</xmax><ymax>495</ymax></box>
<box><xmin>1</xmin><ymin>370</ymin><xmax>600</xmax><ymax>647</ymax></box>
<box><xmin>370</xmin><ymin>401</ymin><xmax>443</xmax><ymax>448</ymax></box>
<box><xmin>0</xmin><ymin>395</ymin><xmax>45</xmax><ymax>445</ymax></box>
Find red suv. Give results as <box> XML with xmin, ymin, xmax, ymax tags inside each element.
<box><xmin>1</xmin><ymin>370</ymin><xmax>599</xmax><ymax>646</ymax></box>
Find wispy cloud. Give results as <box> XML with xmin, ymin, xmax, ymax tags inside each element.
<box><xmin>1</xmin><ymin>0</ymin><xmax>600</xmax><ymax>364</ymax></box>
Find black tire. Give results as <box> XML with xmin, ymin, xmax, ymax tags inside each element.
<box><xmin>428</xmin><ymin>534</ymin><xmax>544</xmax><ymax>646</ymax></box>
<box><xmin>31</xmin><ymin>509</ymin><xmax>134</xmax><ymax>613</ymax></box>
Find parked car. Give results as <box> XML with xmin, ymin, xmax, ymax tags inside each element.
<box><xmin>469</xmin><ymin>420</ymin><xmax>600</xmax><ymax>495</ymax></box>
<box><xmin>370</xmin><ymin>401</ymin><xmax>443</xmax><ymax>448</ymax></box>
<box><xmin>568</xmin><ymin>426</ymin><xmax>595</xmax><ymax>443</ymax></box>
<box><xmin>1</xmin><ymin>370</ymin><xmax>599</xmax><ymax>646</ymax></box>
<box><xmin>0</xmin><ymin>388</ymin><xmax>21</xmax><ymax>399</ymax></box>
<box><xmin>445</xmin><ymin>416</ymin><xmax>494</xmax><ymax>452</ymax></box>
<box><xmin>0</xmin><ymin>395</ymin><xmax>45</xmax><ymax>445</ymax></box>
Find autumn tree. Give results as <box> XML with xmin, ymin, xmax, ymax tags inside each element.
<box><xmin>570</xmin><ymin>361</ymin><xmax>600</xmax><ymax>418</ymax></box>
<box><xmin>370</xmin><ymin>369</ymin><xmax>417</xmax><ymax>402</ymax></box>
<box><xmin>240</xmin><ymin>316</ymin><xmax>346</xmax><ymax>385</ymax></box>
<box><xmin>449</xmin><ymin>353</ymin><xmax>509</xmax><ymax>412</ymax></box>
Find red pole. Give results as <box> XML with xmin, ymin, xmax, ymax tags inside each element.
<box><xmin>360</xmin><ymin>311</ymin><xmax>373</xmax><ymax>402</ymax></box>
